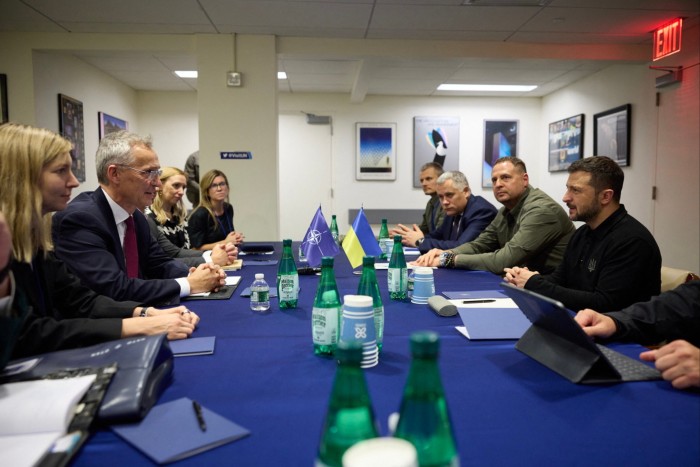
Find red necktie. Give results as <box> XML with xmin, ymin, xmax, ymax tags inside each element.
<box><xmin>124</xmin><ymin>215</ymin><xmax>139</xmax><ymax>278</ymax></box>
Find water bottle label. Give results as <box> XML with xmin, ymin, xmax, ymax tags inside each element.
<box><xmin>252</xmin><ymin>290</ymin><xmax>269</xmax><ymax>302</ymax></box>
<box><xmin>279</xmin><ymin>275</ymin><xmax>299</xmax><ymax>300</ymax></box>
<box><xmin>388</xmin><ymin>268</ymin><xmax>408</xmax><ymax>292</ymax></box>
<box><xmin>312</xmin><ymin>306</ymin><xmax>339</xmax><ymax>345</ymax></box>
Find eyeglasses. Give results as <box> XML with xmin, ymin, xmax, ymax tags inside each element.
<box><xmin>118</xmin><ymin>164</ymin><xmax>163</xmax><ymax>181</ymax></box>
<box><xmin>210</xmin><ymin>182</ymin><xmax>228</xmax><ymax>190</ymax></box>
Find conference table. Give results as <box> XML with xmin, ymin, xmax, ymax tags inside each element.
<box><xmin>74</xmin><ymin>244</ymin><xmax>699</xmax><ymax>466</ymax></box>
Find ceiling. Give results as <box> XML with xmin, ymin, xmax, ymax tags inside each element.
<box><xmin>1</xmin><ymin>0</ymin><xmax>698</xmax><ymax>99</ymax></box>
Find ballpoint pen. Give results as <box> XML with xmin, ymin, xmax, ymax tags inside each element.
<box><xmin>462</xmin><ymin>299</ymin><xmax>496</xmax><ymax>304</ymax></box>
<box><xmin>192</xmin><ymin>400</ymin><xmax>207</xmax><ymax>432</ymax></box>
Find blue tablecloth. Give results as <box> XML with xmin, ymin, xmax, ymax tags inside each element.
<box><xmin>74</xmin><ymin>246</ymin><xmax>700</xmax><ymax>466</ymax></box>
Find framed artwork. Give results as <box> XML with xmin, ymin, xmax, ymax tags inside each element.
<box><xmin>593</xmin><ymin>104</ymin><xmax>631</xmax><ymax>167</ymax></box>
<box><xmin>482</xmin><ymin>120</ymin><xmax>518</xmax><ymax>188</ymax></box>
<box><xmin>548</xmin><ymin>114</ymin><xmax>584</xmax><ymax>172</ymax></box>
<box><xmin>413</xmin><ymin>116</ymin><xmax>460</xmax><ymax>187</ymax></box>
<box><xmin>0</xmin><ymin>74</ymin><xmax>8</xmax><ymax>123</ymax></box>
<box><xmin>356</xmin><ymin>123</ymin><xmax>396</xmax><ymax>181</ymax></box>
<box><xmin>58</xmin><ymin>94</ymin><xmax>86</xmax><ymax>182</ymax></box>
<box><xmin>99</xmin><ymin>111</ymin><xmax>129</xmax><ymax>140</ymax></box>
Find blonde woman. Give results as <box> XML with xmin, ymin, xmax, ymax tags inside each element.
<box><xmin>145</xmin><ymin>167</ymin><xmax>236</xmax><ymax>267</ymax></box>
<box><xmin>0</xmin><ymin>123</ymin><xmax>199</xmax><ymax>359</ymax></box>
<box><xmin>187</xmin><ymin>169</ymin><xmax>244</xmax><ymax>250</ymax></box>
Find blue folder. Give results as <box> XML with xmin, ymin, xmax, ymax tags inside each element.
<box><xmin>457</xmin><ymin>307</ymin><xmax>531</xmax><ymax>340</ymax></box>
<box><xmin>112</xmin><ymin>397</ymin><xmax>250</xmax><ymax>464</ymax></box>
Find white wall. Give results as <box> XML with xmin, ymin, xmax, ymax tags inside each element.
<box><xmin>33</xmin><ymin>51</ymin><xmax>139</xmax><ymax>195</ymax></box>
<box><xmin>279</xmin><ymin>93</ymin><xmax>542</xmax><ymax>232</ymax></box>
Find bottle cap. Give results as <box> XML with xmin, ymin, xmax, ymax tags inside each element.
<box><xmin>321</xmin><ymin>257</ymin><xmax>334</xmax><ymax>267</ymax></box>
<box><xmin>409</xmin><ymin>331</ymin><xmax>439</xmax><ymax>357</ymax></box>
<box><xmin>393</xmin><ymin>235</ymin><xmax>401</xmax><ymax>242</ymax></box>
<box><xmin>282</xmin><ymin>239</ymin><xmax>292</xmax><ymax>247</ymax></box>
<box><xmin>362</xmin><ymin>256</ymin><xmax>375</xmax><ymax>266</ymax></box>
<box><xmin>255</xmin><ymin>273</ymin><xmax>264</xmax><ymax>279</ymax></box>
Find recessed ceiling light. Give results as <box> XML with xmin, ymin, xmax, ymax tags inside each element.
<box><xmin>175</xmin><ymin>70</ymin><xmax>197</xmax><ymax>79</ymax></box>
<box><xmin>278</xmin><ymin>72</ymin><xmax>288</xmax><ymax>80</ymax></box>
<box><xmin>438</xmin><ymin>84</ymin><xmax>537</xmax><ymax>92</ymax></box>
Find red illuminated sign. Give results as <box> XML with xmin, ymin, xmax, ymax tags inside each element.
<box><xmin>653</xmin><ymin>18</ymin><xmax>683</xmax><ymax>61</ymax></box>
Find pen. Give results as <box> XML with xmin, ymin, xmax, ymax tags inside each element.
<box><xmin>462</xmin><ymin>299</ymin><xmax>496</xmax><ymax>304</ymax></box>
<box><xmin>192</xmin><ymin>400</ymin><xmax>207</xmax><ymax>432</ymax></box>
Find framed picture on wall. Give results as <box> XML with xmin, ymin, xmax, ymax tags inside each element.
<box><xmin>0</xmin><ymin>74</ymin><xmax>8</xmax><ymax>123</ymax></box>
<box><xmin>482</xmin><ymin>120</ymin><xmax>518</xmax><ymax>188</ymax></box>
<box><xmin>356</xmin><ymin>122</ymin><xmax>397</xmax><ymax>181</ymax></box>
<box><xmin>593</xmin><ymin>104</ymin><xmax>631</xmax><ymax>167</ymax></box>
<box><xmin>413</xmin><ymin>116</ymin><xmax>460</xmax><ymax>187</ymax></box>
<box><xmin>58</xmin><ymin>94</ymin><xmax>86</xmax><ymax>182</ymax></box>
<box><xmin>99</xmin><ymin>111</ymin><xmax>129</xmax><ymax>140</ymax></box>
<box><xmin>548</xmin><ymin>114</ymin><xmax>584</xmax><ymax>172</ymax></box>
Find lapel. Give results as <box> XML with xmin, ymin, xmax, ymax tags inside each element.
<box><xmin>94</xmin><ymin>188</ymin><xmax>128</xmax><ymax>273</ymax></box>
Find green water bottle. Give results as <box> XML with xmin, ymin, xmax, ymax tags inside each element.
<box><xmin>388</xmin><ymin>235</ymin><xmax>407</xmax><ymax>300</ymax></box>
<box><xmin>312</xmin><ymin>257</ymin><xmax>341</xmax><ymax>356</ymax></box>
<box><xmin>394</xmin><ymin>331</ymin><xmax>458</xmax><ymax>467</ymax></box>
<box><xmin>378</xmin><ymin>218</ymin><xmax>390</xmax><ymax>260</ymax></box>
<box><xmin>330</xmin><ymin>214</ymin><xmax>340</xmax><ymax>246</ymax></box>
<box><xmin>316</xmin><ymin>341</ymin><xmax>379</xmax><ymax>467</ymax></box>
<box><xmin>277</xmin><ymin>239</ymin><xmax>299</xmax><ymax>309</ymax></box>
<box><xmin>357</xmin><ymin>256</ymin><xmax>384</xmax><ymax>351</ymax></box>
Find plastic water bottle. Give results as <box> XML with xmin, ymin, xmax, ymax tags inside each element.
<box><xmin>250</xmin><ymin>273</ymin><xmax>270</xmax><ymax>312</ymax></box>
<box><xmin>388</xmin><ymin>235</ymin><xmax>408</xmax><ymax>300</ymax></box>
<box><xmin>357</xmin><ymin>256</ymin><xmax>384</xmax><ymax>352</ymax></box>
<box><xmin>330</xmin><ymin>214</ymin><xmax>340</xmax><ymax>246</ymax></box>
<box><xmin>277</xmin><ymin>239</ymin><xmax>299</xmax><ymax>309</ymax></box>
<box><xmin>312</xmin><ymin>257</ymin><xmax>341</xmax><ymax>356</ymax></box>
<box><xmin>378</xmin><ymin>218</ymin><xmax>390</xmax><ymax>260</ymax></box>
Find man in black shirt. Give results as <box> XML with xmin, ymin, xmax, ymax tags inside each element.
<box><xmin>504</xmin><ymin>156</ymin><xmax>661</xmax><ymax>312</ymax></box>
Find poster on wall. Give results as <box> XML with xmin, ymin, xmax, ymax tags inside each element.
<box><xmin>482</xmin><ymin>120</ymin><xmax>518</xmax><ymax>188</ymax></box>
<box><xmin>413</xmin><ymin>116</ymin><xmax>460</xmax><ymax>188</ymax></box>
<box><xmin>356</xmin><ymin>123</ymin><xmax>396</xmax><ymax>181</ymax></box>
<box><xmin>98</xmin><ymin>111</ymin><xmax>129</xmax><ymax>140</ymax></box>
<box><xmin>548</xmin><ymin>114</ymin><xmax>584</xmax><ymax>172</ymax></box>
<box><xmin>593</xmin><ymin>104</ymin><xmax>631</xmax><ymax>167</ymax></box>
<box><xmin>58</xmin><ymin>94</ymin><xmax>86</xmax><ymax>182</ymax></box>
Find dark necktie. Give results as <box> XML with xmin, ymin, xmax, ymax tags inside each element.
<box><xmin>124</xmin><ymin>215</ymin><xmax>139</xmax><ymax>278</ymax></box>
<box><xmin>450</xmin><ymin>216</ymin><xmax>461</xmax><ymax>241</ymax></box>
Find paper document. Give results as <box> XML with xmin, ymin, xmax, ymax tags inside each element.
<box><xmin>0</xmin><ymin>375</ymin><xmax>96</xmax><ymax>467</ymax></box>
<box><xmin>456</xmin><ymin>307</ymin><xmax>531</xmax><ymax>340</ymax></box>
<box><xmin>450</xmin><ymin>298</ymin><xmax>518</xmax><ymax>308</ymax></box>
<box><xmin>374</xmin><ymin>263</ymin><xmax>434</xmax><ymax>270</ymax></box>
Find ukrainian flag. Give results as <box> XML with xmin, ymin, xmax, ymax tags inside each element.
<box><xmin>343</xmin><ymin>208</ymin><xmax>383</xmax><ymax>268</ymax></box>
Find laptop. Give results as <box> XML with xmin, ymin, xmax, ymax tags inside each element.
<box><xmin>499</xmin><ymin>283</ymin><xmax>661</xmax><ymax>384</ymax></box>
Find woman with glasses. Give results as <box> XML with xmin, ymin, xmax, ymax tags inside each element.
<box><xmin>145</xmin><ymin>167</ymin><xmax>237</xmax><ymax>267</ymax></box>
<box><xmin>187</xmin><ymin>169</ymin><xmax>244</xmax><ymax>250</ymax></box>
<box><xmin>0</xmin><ymin>123</ymin><xmax>199</xmax><ymax>359</ymax></box>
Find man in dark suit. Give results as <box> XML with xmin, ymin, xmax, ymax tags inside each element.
<box><xmin>396</xmin><ymin>171</ymin><xmax>497</xmax><ymax>253</ymax></box>
<box><xmin>53</xmin><ymin>131</ymin><xmax>224</xmax><ymax>305</ymax></box>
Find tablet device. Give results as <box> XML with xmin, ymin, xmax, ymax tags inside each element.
<box><xmin>500</xmin><ymin>283</ymin><xmax>660</xmax><ymax>384</ymax></box>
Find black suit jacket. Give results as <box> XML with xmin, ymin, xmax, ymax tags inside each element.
<box><xmin>11</xmin><ymin>252</ymin><xmax>139</xmax><ymax>358</ymax></box>
<box><xmin>52</xmin><ymin>188</ymin><xmax>189</xmax><ymax>305</ymax></box>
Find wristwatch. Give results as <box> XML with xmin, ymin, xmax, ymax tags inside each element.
<box><xmin>415</xmin><ymin>237</ymin><xmax>424</xmax><ymax>247</ymax></box>
<box><xmin>439</xmin><ymin>252</ymin><xmax>456</xmax><ymax>268</ymax></box>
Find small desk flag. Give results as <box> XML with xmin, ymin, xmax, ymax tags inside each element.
<box><xmin>343</xmin><ymin>208</ymin><xmax>382</xmax><ymax>268</ymax></box>
<box><xmin>301</xmin><ymin>206</ymin><xmax>340</xmax><ymax>267</ymax></box>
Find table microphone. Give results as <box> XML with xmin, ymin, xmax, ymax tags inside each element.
<box><xmin>427</xmin><ymin>295</ymin><xmax>458</xmax><ymax>317</ymax></box>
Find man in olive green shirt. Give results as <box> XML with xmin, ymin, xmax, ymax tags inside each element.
<box><xmin>414</xmin><ymin>157</ymin><xmax>574</xmax><ymax>274</ymax></box>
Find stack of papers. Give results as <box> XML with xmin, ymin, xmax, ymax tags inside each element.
<box><xmin>450</xmin><ymin>290</ymin><xmax>531</xmax><ymax>340</ymax></box>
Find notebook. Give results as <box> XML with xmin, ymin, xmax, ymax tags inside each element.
<box><xmin>499</xmin><ymin>283</ymin><xmax>661</xmax><ymax>384</ymax></box>
<box><xmin>169</xmin><ymin>337</ymin><xmax>216</xmax><ymax>357</ymax></box>
<box><xmin>456</xmin><ymin>307</ymin><xmax>531</xmax><ymax>340</ymax></box>
<box><xmin>112</xmin><ymin>397</ymin><xmax>250</xmax><ymax>464</ymax></box>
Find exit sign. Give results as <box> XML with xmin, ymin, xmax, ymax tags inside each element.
<box><xmin>653</xmin><ymin>18</ymin><xmax>682</xmax><ymax>61</ymax></box>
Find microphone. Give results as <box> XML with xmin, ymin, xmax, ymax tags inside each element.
<box><xmin>427</xmin><ymin>295</ymin><xmax>458</xmax><ymax>317</ymax></box>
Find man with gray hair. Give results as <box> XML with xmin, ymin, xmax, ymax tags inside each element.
<box><xmin>403</xmin><ymin>170</ymin><xmax>497</xmax><ymax>254</ymax></box>
<box><xmin>53</xmin><ymin>131</ymin><xmax>225</xmax><ymax>305</ymax></box>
